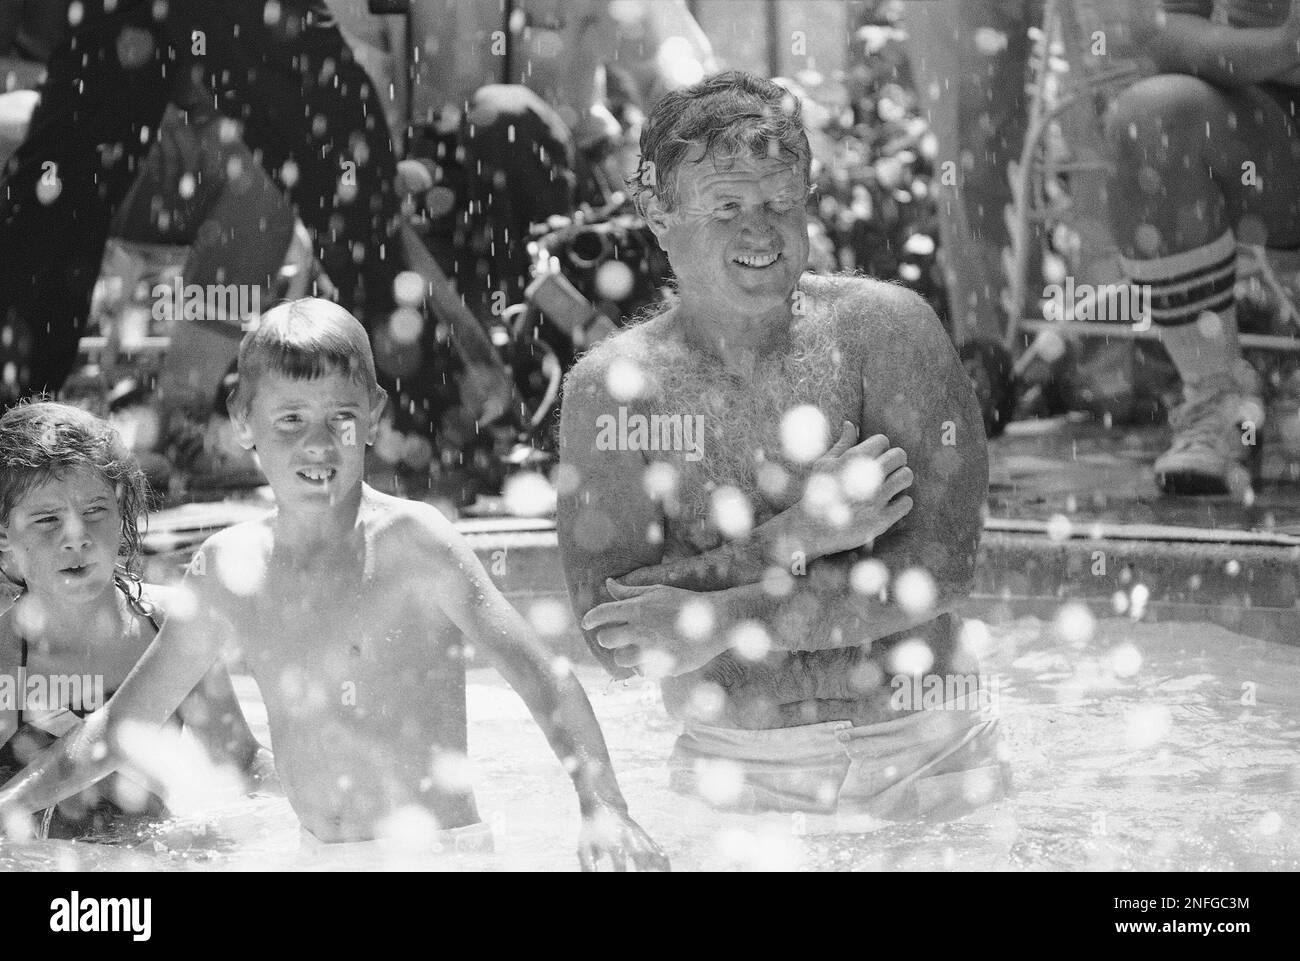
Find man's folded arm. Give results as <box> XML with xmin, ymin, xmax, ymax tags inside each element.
<box><xmin>557</xmin><ymin>360</ymin><xmax>668</xmax><ymax>677</ymax></box>
<box><xmin>686</xmin><ymin>285</ymin><xmax>988</xmax><ymax>653</ymax></box>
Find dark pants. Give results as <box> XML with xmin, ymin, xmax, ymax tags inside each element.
<box><xmin>0</xmin><ymin>0</ymin><xmax>399</xmax><ymax>402</ymax></box>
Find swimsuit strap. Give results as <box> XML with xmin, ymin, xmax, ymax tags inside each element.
<box><xmin>15</xmin><ymin>633</ymin><xmax>27</xmax><ymax>730</ymax></box>
<box><xmin>7</xmin><ymin>576</ymin><xmax>160</xmax><ymax>733</ymax></box>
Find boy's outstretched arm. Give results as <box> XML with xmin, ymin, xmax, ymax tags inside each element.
<box><xmin>0</xmin><ymin>553</ymin><xmax>229</xmax><ymax>831</ymax></box>
<box><xmin>147</xmin><ymin>584</ymin><xmax>269</xmax><ymax>780</ymax></box>
<box><xmin>416</xmin><ymin>511</ymin><xmax>669</xmax><ymax>872</ymax></box>
<box><xmin>178</xmin><ymin>663</ymin><xmax>275</xmax><ymax>789</ymax></box>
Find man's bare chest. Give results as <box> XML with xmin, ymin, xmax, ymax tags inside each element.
<box><xmin>649</xmin><ymin>365</ymin><xmax>864</xmax><ymax>521</ymax></box>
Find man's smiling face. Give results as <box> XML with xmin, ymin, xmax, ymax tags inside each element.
<box><xmin>234</xmin><ymin>370</ymin><xmax>385</xmax><ymax>510</ymax></box>
<box><xmin>648</xmin><ymin>149</ymin><xmax>810</xmax><ymax>316</ymax></box>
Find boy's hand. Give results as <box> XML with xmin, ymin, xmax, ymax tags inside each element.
<box><xmin>0</xmin><ymin>804</ymin><xmax>39</xmax><ymax>841</ymax></box>
<box><xmin>244</xmin><ymin>748</ymin><xmax>282</xmax><ymax>796</ymax></box>
<box><xmin>578</xmin><ymin>802</ymin><xmax>671</xmax><ymax>872</ymax></box>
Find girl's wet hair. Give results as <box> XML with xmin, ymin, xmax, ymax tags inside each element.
<box><xmin>631</xmin><ymin>69</ymin><xmax>812</xmax><ymax>215</ymax></box>
<box><xmin>227</xmin><ymin>298</ymin><xmax>382</xmax><ymax>416</ymax></box>
<box><xmin>0</xmin><ymin>401</ymin><xmax>151</xmax><ymax>580</ymax></box>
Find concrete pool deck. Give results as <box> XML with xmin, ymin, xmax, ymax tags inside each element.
<box><xmin>137</xmin><ymin>415</ymin><xmax>1300</xmax><ymax>653</ymax></box>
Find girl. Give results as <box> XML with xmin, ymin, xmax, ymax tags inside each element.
<box><xmin>0</xmin><ymin>401</ymin><xmax>265</xmax><ymax>839</ymax></box>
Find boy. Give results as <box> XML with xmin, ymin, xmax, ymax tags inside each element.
<box><xmin>0</xmin><ymin>299</ymin><xmax>667</xmax><ymax>870</ymax></box>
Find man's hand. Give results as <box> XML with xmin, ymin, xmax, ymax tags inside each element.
<box><xmin>582</xmin><ymin>580</ymin><xmax>727</xmax><ymax>676</ymax></box>
<box><xmin>578</xmin><ymin>801</ymin><xmax>671</xmax><ymax>872</ymax></box>
<box><xmin>778</xmin><ymin>421</ymin><xmax>914</xmax><ymax>560</ymax></box>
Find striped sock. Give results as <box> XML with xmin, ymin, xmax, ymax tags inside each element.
<box><xmin>1119</xmin><ymin>231</ymin><xmax>1235</xmax><ymax>328</ymax></box>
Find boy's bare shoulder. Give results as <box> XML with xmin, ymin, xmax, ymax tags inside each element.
<box><xmin>200</xmin><ymin>515</ymin><xmax>275</xmax><ymax>559</ymax></box>
<box><xmin>360</xmin><ymin>488</ymin><xmax>464</xmax><ymax>565</ymax></box>
<box><xmin>186</xmin><ymin>515</ymin><xmax>275</xmax><ymax>600</ymax></box>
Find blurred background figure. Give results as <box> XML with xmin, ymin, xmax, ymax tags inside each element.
<box><xmin>395</xmin><ymin>0</ymin><xmax>716</xmax><ymax>326</ymax></box>
<box><xmin>1106</xmin><ymin>0</ymin><xmax>1300</xmax><ymax>495</ymax></box>
<box><xmin>899</xmin><ymin>0</ymin><xmax>1038</xmax><ymax>347</ymax></box>
<box><xmin>0</xmin><ymin>0</ymin><xmax>401</xmax><ymax>411</ymax></box>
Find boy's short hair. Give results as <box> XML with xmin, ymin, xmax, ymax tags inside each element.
<box><xmin>228</xmin><ymin>298</ymin><xmax>383</xmax><ymax>417</ymax></box>
<box><xmin>0</xmin><ymin>401</ymin><xmax>151</xmax><ymax>579</ymax></box>
<box><xmin>630</xmin><ymin>69</ymin><xmax>812</xmax><ymax>215</ymax></box>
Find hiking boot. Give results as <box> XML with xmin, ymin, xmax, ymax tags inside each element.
<box><xmin>1154</xmin><ymin>364</ymin><xmax>1264</xmax><ymax>496</ymax></box>
<box><xmin>1271</xmin><ymin>369</ymin><xmax>1300</xmax><ymax>465</ymax></box>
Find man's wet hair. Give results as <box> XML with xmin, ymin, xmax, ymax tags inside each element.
<box><xmin>227</xmin><ymin>298</ymin><xmax>383</xmax><ymax>417</ymax></box>
<box><xmin>0</xmin><ymin>401</ymin><xmax>151</xmax><ymax>581</ymax></box>
<box><xmin>631</xmin><ymin>69</ymin><xmax>812</xmax><ymax>214</ymax></box>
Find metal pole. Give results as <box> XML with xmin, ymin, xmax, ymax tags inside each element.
<box><xmin>503</xmin><ymin>0</ymin><xmax>515</xmax><ymax>86</ymax></box>
<box><xmin>766</xmin><ymin>0</ymin><xmax>780</xmax><ymax>78</ymax></box>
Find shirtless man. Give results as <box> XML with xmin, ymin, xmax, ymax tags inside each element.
<box><xmin>558</xmin><ymin>71</ymin><xmax>1006</xmax><ymax>818</ymax></box>
<box><xmin>0</xmin><ymin>299</ymin><xmax>666</xmax><ymax>869</ymax></box>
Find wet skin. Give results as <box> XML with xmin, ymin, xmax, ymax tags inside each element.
<box><xmin>188</xmin><ymin>370</ymin><xmax>479</xmax><ymax>840</ymax></box>
<box><xmin>560</xmin><ymin>151</ymin><xmax>989</xmax><ymax>728</ymax></box>
<box><xmin>0</xmin><ymin>471</ymin><xmax>151</xmax><ymax>750</ymax></box>
<box><xmin>0</xmin><ymin>469</ymin><xmax>257</xmax><ymax>779</ymax></box>
<box><xmin>0</xmin><ymin>371</ymin><xmax>665</xmax><ymax>868</ymax></box>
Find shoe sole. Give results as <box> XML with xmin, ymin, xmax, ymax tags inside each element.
<box><xmin>1156</xmin><ymin>469</ymin><xmax>1231</xmax><ymax>496</ymax></box>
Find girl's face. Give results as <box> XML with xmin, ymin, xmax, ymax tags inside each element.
<box><xmin>0</xmin><ymin>467</ymin><xmax>123</xmax><ymax>603</ymax></box>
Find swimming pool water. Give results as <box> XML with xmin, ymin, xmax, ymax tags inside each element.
<box><xmin>2</xmin><ymin>615</ymin><xmax>1298</xmax><ymax>871</ymax></box>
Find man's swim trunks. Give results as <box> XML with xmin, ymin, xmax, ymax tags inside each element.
<box><xmin>668</xmin><ymin>692</ymin><xmax>1009</xmax><ymax>819</ymax></box>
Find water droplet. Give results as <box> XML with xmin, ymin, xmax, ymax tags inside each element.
<box><xmin>894</xmin><ymin>567</ymin><xmax>936</xmax><ymax>616</ymax></box>
<box><xmin>780</xmin><ymin>405</ymin><xmax>830</xmax><ymax>463</ymax></box>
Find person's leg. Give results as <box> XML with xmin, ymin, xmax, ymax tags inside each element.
<box><xmin>1107</xmin><ymin>74</ymin><xmax>1300</xmax><ymax>494</ymax></box>
<box><xmin>0</xmin><ymin>0</ymin><xmax>171</xmax><ymax>402</ymax></box>
<box><xmin>900</xmin><ymin>0</ymin><xmax>1036</xmax><ymax>342</ymax></box>
<box><xmin>179</xmin><ymin>0</ymin><xmax>401</xmax><ymax>329</ymax></box>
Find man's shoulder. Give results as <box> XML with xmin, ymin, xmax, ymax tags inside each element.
<box><xmin>805</xmin><ymin>273</ymin><xmax>937</xmax><ymax>329</ymax></box>
<box><xmin>804</xmin><ymin>273</ymin><xmax>950</xmax><ymax>361</ymax></box>
<box><xmin>563</xmin><ymin>312</ymin><xmax>675</xmax><ymax>399</ymax></box>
